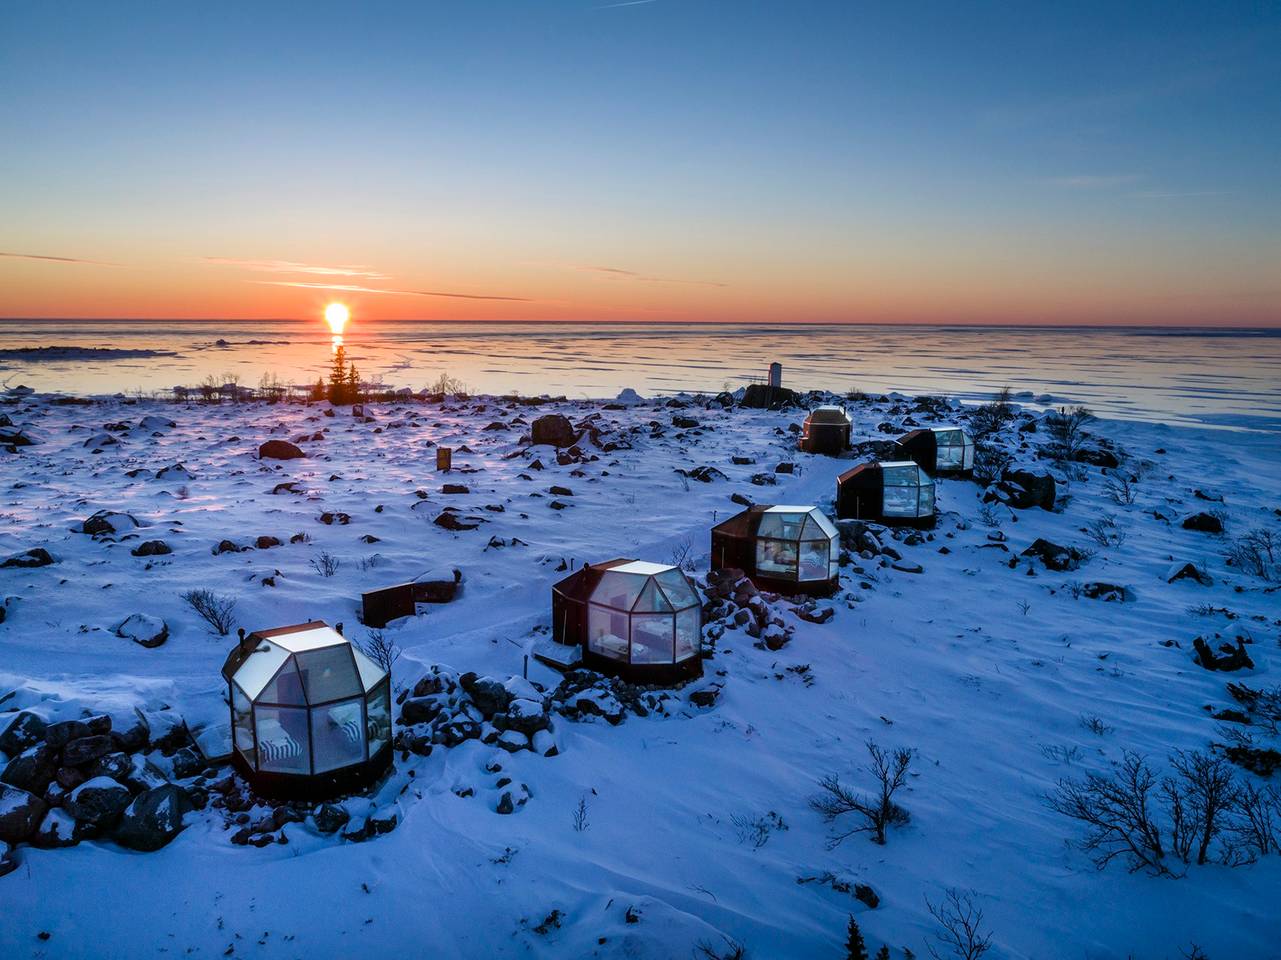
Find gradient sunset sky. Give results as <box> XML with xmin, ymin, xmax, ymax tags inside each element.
<box><xmin>1</xmin><ymin>1</ymin><xmax>1278</xmax><ymax>326</ymax></box>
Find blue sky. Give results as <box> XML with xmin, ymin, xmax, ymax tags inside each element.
<box><xmin>1</xmin><ymin>1</ymin><xmax>1278</xmax><ymax>323</ymax></box>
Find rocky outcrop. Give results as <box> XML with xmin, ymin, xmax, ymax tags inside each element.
<box><xmin>1021</xmin><ymin>538</ymin><xmax>1087</xmax><ymax>572</ymax></box>
<box><xmin>1182</xmin><ymin>513</ymin><xmax>1224</xmax><ymax>534</ymax></box>
<box><xmin>1</xmin><ymin>547</ymin><xmax>55</xmax><ymax>568</ymax></box>
<box><xmin>258</xmin><ymin>439</ymin><xmax>305</xmax><ymax>460</ymax></box>
<box><xmin>113</xmin><ymin>785</ymin><xmax>194</xmax><ymax>851</ymax></box>
<box><xmin>995</xmin><ymin>469</ymin><xmax>1056</xmax><ymax>511</ymax></box>
<box><xmin>115</xmin><ymin>614</ymin><xmax>169</xmax><ymax>648</ymax></box>
<box><xmin>530</xmin><ymin>414</ymin><xmax>578</xmax><ymax>447</ymax></box>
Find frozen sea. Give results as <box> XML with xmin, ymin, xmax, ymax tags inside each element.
<box><xmin>0</xmin><ymin>320</ymin><xmax>1278</xmax><ymax>431</ymax></box>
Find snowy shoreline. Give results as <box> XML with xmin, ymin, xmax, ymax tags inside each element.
<box><xmin>1</xmin><ymin>387</ymin><xmax>1279</xmax><ymax>960</ymax></box>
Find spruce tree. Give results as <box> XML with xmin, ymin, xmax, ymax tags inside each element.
<box><xmin>346</xmin><ymin>361</ymin><xmax>360</xmax><ymax>403</ymax></box>
<box><xmin>874</xmin><ymin>946</ymin><xmax>891</xmax><ymax>960</ymax></box>
<box><xmin>328</xmin><ymin>345</ymin><xmax>348</xmax><ymax>404</ymax></box>
<box><xmin>845</xmin><ymin>916</ymin><xmax>869</xmax><ymax>960</ymax></box>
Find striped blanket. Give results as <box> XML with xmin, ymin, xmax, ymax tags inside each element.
<box><xmin>256</xmin><ymin>720</ymin><xmax>302</xmax><ymax>764</ymax></box>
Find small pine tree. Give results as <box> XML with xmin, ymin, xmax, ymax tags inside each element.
<box><xmin>310</xmin><ymin>377</ymin><xmax>325</xmax><ymax>401</ymax></box>
<box><xmin>346</xmin><ymin>362</ymin><xmax>360</xmax><ymax>403</ymax></box>
<box><xmin>328</xmin><ymin>345</ymin><xmax>348</xmax><ymax>405</ymax></box>
<box><xmin>845</xmin><ymin>916</ymin><xmax>869</xmax><ymax>960</ymax></box>
<box><xmin>874</xmin><ymin>947</ymin><xmax>890</xmax><ymax>960</ymax></box>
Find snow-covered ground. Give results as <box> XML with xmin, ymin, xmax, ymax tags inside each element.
<box><xmin>1</xmin><ymin>389</ymin><xmax>1278</xmax><ymax>960</ymax></box>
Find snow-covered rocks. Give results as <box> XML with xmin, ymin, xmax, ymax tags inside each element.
<box><xmin>992</xmin><ymin>467</ymin><xmax>1057</xmax><ymax>510</ymax></box>
<box><xmin>0</xmin><ymin>547</ymin><xmax>55</xmax><ymax>568</ymax></box>
<box><xmin>130</xmin><ymin>540</ymin><xmax>171</xmax><ymax>557</ymax></box>
<box><xmin>0</xmin><ymin>712</ymin><xmax>47</xmax><ymax>755</ymax></box>
<box><xmin>114</xmin><ymin>613</ymin><xmax>170</xmax><ymax>648</ymax></box>
<box><xmin>80</xmin><ymin>510</ymin><xmax>141</xmax><ymax>536</ymax></box>
<box><xmin>1021</xmin><ymin>538</ymin><xmax>1087</xmax><ymax>572</ymax></box>
<box><xmin>0</xmin><ymin>783</ymin><xmax>47</xmax><ymax>844</ymax></box>
<box><xmin>1182</xmin><ymin>512</ymin><xmax>1225</xmax><ymax>533</ymax></box>
<box><xmin>530</xmin><ymin>413</ymin><xmax>578</xmax><ymax>447</ymax></box>
<box><xmin>114</xmin><ymin>785</ymin><xmax>194</xmax><ymax>851</ymax></box>
<box><xmin>1166</xmin><ymin>561</ymin><xmax>1212</xmax><ymax>585</ymax></box>
<box><xmin>64</xmin><ymin>777</ymin><xmax>131</xmax><ymax>832</ymax></box>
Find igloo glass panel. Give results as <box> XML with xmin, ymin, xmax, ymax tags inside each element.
<box><xmin>918</xmin><ymin>482</ymin><xmax>936</xmax><ymax>516</ymax></box>
<box><xmin>594</xmin><ymin>571</ymin><xmax>644</xmax><ymax>611</ymax></box>
<box><xmin>810</xmin><ymin>510</ymin><xmax>838</xmax><ymax>539</ymax></box>
<box><xmin>936</xmin><ymin>442</ymin><xmax>964</xmax><ymax>469</ymax></box>
<box><xmin>232</xmin><ymin>684</ymin><xmax>254</xmax><ymax>761</ymax></box>
<box><xmin>366</xmin><ymin>682</ymin><xmax>391</xmax><ymax>752</ymax></box>
<box><xmin>258</xmin><ymin>660</ymin><xmax>307</xmax><ymax>705</ymax></box>
<box><xmin>635</xmin><ymin>577</ymin><xmax>673</xmax><ymax>613</ymax></box>
<box><xmin>297</xmin><ymin>645</ymin><xmax>360</xmax><ymax>704</ymax></box>
<box><xmin>311</xmin><ymin>697</ymin><xmax>366</xmax><ymax>774</ymax></box>
<box><xmin>655</xmin><ymin>569</ymin><xmax>698</xmax><ymax>609</ymax></box>
<box><xmin>588</xmin><ymin>604</ymin><xmax>630</xmax><ymax>661</ymax></box>
<box><xmin>883</xmin><ymin>485</ymin><xmax>918</xmax><ymax>517</ymax></box>
<box><xmin>756</xmin><ymin>538</ymin><xmax>799</xmax><ymax>576</ymax></box>
<box><xmin>254</xmin><ymin>705</ymin><xmax>310</xmax><ymax>774</ymax></box>
<box><xmin>630</xmin><ymin>614</ymin><xmax>674</xmax><ymax>664</ymax></box>
<box><xmin>675</xmin><ymin>608</ymin><xmax>700</xmax><ymax>660</ymax></box>
<box><xmin>799</xmin><ymin>540</ymin><xmax>830</xmax><ymax>580</ymax></box>
<box><xmin>961</xmin><ymin>438</ymin><xmax>975</xmax><ymax>469</ymax></box>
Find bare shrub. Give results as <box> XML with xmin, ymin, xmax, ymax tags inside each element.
<box><xmin>182</xmin><ymin>588</ymin><xmax>238</xmax><ymax>636</ymax></box>
<box><xmin>1104</xmin><ymin>471</ymin><xmax>1139</xmax><ymax>506</ymax></box>
<box><xmin>1046</xmin><ymin>405</ymin><xmax>1095</xmax><ymax>461</ymax></box>
<box><xmin>571</xmin><ymin>795</ymin><xmax>590</xmax><ymax>833</ymax></box>
<box><xmin>1048</xmin><ymin>751</ymin><xmax>1169</xmax><ymax>874</ymax></box>
<box><xmin>310</xmin><ymin>551</ymin><xmax>340</xmax><ymax>577</ymax></box>
<box><xmin>976</xmin><ymin>501</ymin><xmax>1003</xmax><ymax>528</ymax></box>
<box><xmin>925</xmin><ymin>888</ymin><xmax>993</xmax><ymax>960</ymax></box>
<box><xmin>428</xmin><ymin>371</ymin><xmax>468</xmax><ymax>396</ymax></box>
<box><xmin>1229</xmin><ymin>780</ymin><xmax>1280</xmax><ymax>859</ymax></box>
<box><xmin>695</xmin><ymin>936</ymin><xmax>746</xmax><ymax>960</ymax></box>
<box><xmin>354</xmin><ymin>629</ymin><xmax>401</xmax><ymax>673</ymax></box>
<box><xmin>1165</xmin><ymin>750</ymin><xmax>1238</xmax><ymax>866</ymax></box>
<box><xmin>1084</xmin><ymin>514</ymin><xmax>1126</xmax><ymax>548</ymax></box>
<box><xmin>812</xmin><ymin>740</ymin><xmax>913</xmax><ymax>846</ymax></box>
<box><xmin>971</xmin><ymin>443</ymin><xmax>1012</xmax><ymax>486</ymax></box>
<box><xmin>1226</xmin><ymin>529</ymin><xmax>1279</xmax><ymax>582</ymax></box>
<box><xmin>969</xmin><ymin>387</ymin><xmax>1015</xmax><ymax>438</ymax></box>
<box><xmin>731</xmin><ymin>811</ymin><xmax>787</xmax><ymax>849</ymax></box>
<box><xmin>670</xmin><ymin>536</ymin><xmax>697</xmax><ymax>572</ymax></box>
<box><xmin>1079</xmin><ymin>714</ymin><xmax>1114</xmax><ymax>736</ymax></box>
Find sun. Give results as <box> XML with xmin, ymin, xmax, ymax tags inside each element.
<box><xmin>324</xmin><ymin>302</ymin><xmax>350</xmax><ymax>334</ymax></box>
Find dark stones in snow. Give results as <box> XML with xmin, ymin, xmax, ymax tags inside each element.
<box><xmin>0</xmin><ymin>429</ymin><xmax>36</xmax><ymax>447</ymax></box>
<box><xmin>441</xmin><ymin>483</ymin><xmax>470</xmax><ymax>494</ymax></box>
<box><xmin>1021</xmin><ymin>538</ymin><xmax>1087</xmax><ymax>572</ymax></box>
<box><xmin>991</xmin><ymin>468</ymin><xmax>1057</xmax><ymax>511</ymax></box>
<box><xmin>0</xmin><ymin>712</ymin><xmax>47</xmax><ymax>755</ymax></box>
<box><xmin>434</xmin><ymin>510</ymin><xmax>479</xmax><ymax>531</ymax></box>
<box><xmin>115</xmin><ymin>613</ymin><xmax>170</xmax><ymax>648</ymax></box>
<box><xmin>1194</xmin><ymin>636</ymin><xmax>1254</xmax><ymax>672</ymax></box>
<box><xmin>114</xmin><ymin>785</ymin><xmax>195</xmax><ymax>851</ymax></box>
<box><xmin>130</xmin><ymin>540</ymin><xmax>171</xmax><ymax>557</ymax></box>
<box><xmin>672</xmin><ymin>415</ymin><xmax>700</xmax><ymax>429</ymax></box>
<box><xmin>1182</xmin><ymin>512</ymin><xmax>1224</xmax><ymax>534</ymax></box>
<box><xmin>270</xmin><ymin>481</ymin><xmax>300</xmax><ymax>495</ymax></box>
<box><xmin>1</xmin><ymin>547</ymin><xmax>55</xmax><ymax>568</ymax></box>
<box><xmin>81</xmin><ymin>510</ymin><xmax>140</xmax><ymax>536</ymax></box>
<box><xmin>319</xmin><ymin>511</ymin><xmax>351</xmax><ymax>525</ymax></box>
<box><xmin>678</xmin><ymin>465</ymin><xmax>728</xmax><ymax>483</ymax></box>
<box><xmin>0</xmin><ymin>784</ymin><xmax>47</xmax><ymax>844</ymax></box>
<box><xmin>64</xmin><ymin>777</ymin><xmax>132</xmax><ymax>831</ymax></box>
<box><xmin>1167</xmin><ymin>562</ymin><xmax>1212</xmax><ymax>586</ymax></box>
<box><xmin>1080</xmin><ymin>582</ymin><xmax>1132</xmax><ymax>602</ymax></box>
<box><xmin>258</xmin><ymin>439</ymin><xmax>305</xmax><ymax>460</ymax></box>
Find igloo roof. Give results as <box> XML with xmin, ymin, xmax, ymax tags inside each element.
<box><xmin>805</xmin><ymin>405</ymin><xmax>851</xmax><ymax>424</ymax></box>
<box><xmin>225</xmin><ymin>621</ymin><xmax>386</xmax><ymax>705</ymax></box>
<box><xmin>881</xmin><ymin>461</ymin><xmax>933</xmax><ymax>486</ymax></box>
<box><xmin>758</xmin><ymin>505</ymin><xmax>838</xmax><ymax>541</ymax></box>
<box><xmin>584</xmin><ymin>560</ymin><xmax>700</xmax><ymax>613</ymax></box>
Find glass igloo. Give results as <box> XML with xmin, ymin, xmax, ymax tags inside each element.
<box><xmin>799</xmin><ymin>405</ymin><xmax>852</xmax><ymax>455</ymax></box>
<box><xmin>711</xmin><ymin>505</ymin><xmax>840</xmax><ymax>596</ymax></box>
<box><xmin>551</xmin><ymin>560</ymin><xmax>703</xmax><ymax>683</ymax></box>
<box><xmin>896</xmin><ymin>426</ymin><xmax>975</xmax><ymax>476</ymax></box>
<box><xmin>836</xmin><ymin>461</ymin><xmax>936</xmax><ymax>527</ymax></box>
<box><xmin>221</xmin><ymin>621</ymin><xmax>392</xmax><ymax>799</ymax></box>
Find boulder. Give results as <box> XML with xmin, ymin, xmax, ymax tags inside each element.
<box><xmin>115</xmin><ymin>613</ymin><xmax>169</xmax><ymax>648</ymax></box>
<box><xmin>999</xmin><ymin>469</ymin><xmax>1056</xmax><ymax>510</ymax></box>
<box><xmin>399</xmin><ymin>697</ymin><xmax>443</xmax><ymax>726</ymax></box>
<box><xmin>1021</xmin><ymin>538</ymin><xmax>1086</xmax><ymax>572</ymax></box>
<box><xmin>531</xmin><ymin>414</ymin><xmax>578</xmax><ymax>447</ymax></box>
<box><xmin>45</xmin><ymin>719</ymin><xmax>91</xmax><ymax>748</ymax></box>
<box><xmin>1182</xmin><ymin>513</ymin><xmax>1224</xmax><ymax>534</ymax></box>
<box><xmin>113</xmin><ymin>785</ymin><xmax>195</xmax><ymax>851</ymax></box>
<box><xmin>312</xmin><ymin>803</ymin><xmax>350</xmax><ymax>834</ymax></box>
<box><xmin>0</xmin><ymin>712</ymin><xmax>47</xmax><ymax>756</ymax></box>
<box><xmin>0</xmin><ymin>841</ymin><xmax>15</xmax><ymax>878</ymax></box>
<box><xmin>1166</xmin><ymin>562</ymin><xmax>1212</xmax><ymax>586</ymax></box>
<box><xmin>0</xmin><ymin>784</ymin><xmax>47</xmax><ymax>844</ymax></box>
<box><xmin>1080</xmin><ymin>582</ymin><xmax>1132</xmax><ymax>602</ymax></box>
<box><xmin>434</xmin><ymin>511</ymin><xmax>478</xmax><ymax>531</ymax></box>
<box><xmin>130</xmin><ymin>540</ymin><xmax>171</xmax><ymax>557</ymax></box>
<box><xmin>258</xmin><ymin>439</ymin><xmax>305</xmax><ymax>460</ymax></box>
<box><xmin>82</xmin><ymin>510</ymin><xmax>140</xmax><ymax>536</ymax></box>
<box><xmin>62</xmin><ymin>735</ymin><xmax>113</xmax><ymax>767</ymax></box>
<box><xmin>65</xmin><ymin>777</ymin><xmax>131</xmax><ymax>831</ymax></box>
<box><xmin>31</xmin><ymin>808</ymin><xmax>79</xmax><ymax>848</ymax></box>
<box><xmin>460</xmin><ymin>674</ymin><xmax>513</xmax><ymax>717</ymax></box>
<box><xmin>1</xmin><ymin>547</ymin><xmax>55</xmax><ymax>568</ymax></box>
<box><xmin>1</xmin><ymin>744</ymin><xmax>57</xmax><ymax>795</ymax></box>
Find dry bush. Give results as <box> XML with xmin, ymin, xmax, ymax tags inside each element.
<box><xmin>354</xmin><ymin>629</ymin><xmax>401</xmax><ymax>674</ymax></box>
<box><xmin>925</xmin><ymin>888</ymin><xmax>993</xmax><ymax>960</ymax></box>
<box><xmin>1047</xmin><ymin>405</ymin><xmax>1095</xmax><ymax>461</ymax></box>
<box><xmin>1048</xmin><ymin>751</ymin><xmax>1169</xmax><ymax>874</ymax></box>
<box><xmin>182</xmin><ymin>588</ymin><xmax>238</xmax><ymax>636</ymax></box>
<box><xmin>812</xmin><ymin>740</ymin><xmax>913</xmax><ymax>846</ymax></box>
<box><xmin>1226</xmin><ymin>529</ymin><xmax>1279</xmax><ymax>582</ymax></box>
<box><xmin>971</xmin><ymin>443</ymin><xmax>1012</xmax><ymax>486</ymax></box>
<box><xmin>1084</xmin><ymin>514</ymin><xmax>1126</xmax><ymax>548</ymax></box>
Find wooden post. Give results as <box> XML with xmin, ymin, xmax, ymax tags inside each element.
<box><xmin>436</xmin><ymin>446</ymin><xmax>452</xmax><ymax>472</ymax></box>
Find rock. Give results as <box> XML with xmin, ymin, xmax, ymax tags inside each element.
<box><xmin>65</xmin><ymin>777</ymin><xmax>131</xmax><ymax>831</ymax></box>
<box><xmin>62</xmin><ymin>735</ymin><xmax>113</xmax><ymax>767</ymax></box>
<box><xmin>319</xmin><ymin>511</ymin><xmax>351</xmax><ymax>525</ymax></box>
<box><xmin>689</xmin><ymin>685</ymin><xmax>722</xmax><ymax>708</ymax></box>
<box><xmin>1021</xmin><ymin>538</ymin><xmax>1086</xmax><ymax>572</ymax></box>
<box><xmin>891</xmin><ymin>561</ymin><xmax>924</xmax><ymax>574</ymax></box>
<box><xmin>87</xmin><ymin>752</ymin><xmax>133</xmax><ymax>783</ymax></box>
<box><xmin>115</xmin><ymin>613</ymin><xmax>169</xmax><ymax>648</ymax></box>
<box><xmin>441</xmin><ymin>483</ymin><xmax>470</xmax><ymax>495</ymax></box>
<box><xmin>496</xmin><ymin>792</ymin><xmax>515</xmax><ymax>815</ymax></box>
<box><xmin>679</xmin><ymin>465</ymin><xmax>728</xmax><ymax>483</ymax></box>
<box><xmin>140</xmin><ymin>415</ymin><xmax>176</xmax><ymax>432</ymax></box>
<box><xmin>531</xmin><ymin>730</ymin><xmax>559</xmax><ymax>758</ymax></box>
<box><xmin>794</xmin><ymin>605</ymin><xmax>835</xmax><ymax>623</ymax></box>
<box><xmin>113</xmin><ymin>785</ymin><xmax>194</xmax><ymax>851</ymax></box>
<box><xmin>170</xmin><ymin>746</ymin><xmax>205</xmax><ymax>779</ymax></box>
<box><xmin>313</xmin><ymin>803</ymin><xmax>350</xmax><ymax>834</ymax></box>
<box><xmin>271</xmin><ymin>481</ymin><xmax>300</xmax><ymax>495</ymax></box>
<box><xmin>0</xmin><ymin>429</ymin><xmax>36</xmax><ymax>447</ymax></box>
<box><xmin>434</xmin><ymin>511</ymin><xmax>478</xmax><ymax>531</ymax></box>
<box><xmin>1166</xmin><ymin>562</ymin><xmax>1212</xmax><ymax>586</ymax></box>
<box><xmin>500</xmin><ymin>699</ymin><xmax>550</xmax><ymax>736</ymax></box>
<box><xmin>1194</xmin><ymin>489</ymin><xmax>1224</xmax><ymax>502</ymax></box>
<box><xmin>130</xmin><ymin>540</ymin><xmax>171</xmax><ymax>557</ymax></box>
<box><xmin>672</xmin><ymin>416</ymin><xmax>700</xmax><ymax>429</ymax></box>
<box><xmin>999</xmin><ymin>469</ymin><xmax>1056</xmax><ymax>511</ymax></box>
<box><xmin>399</xmin><ymin>697</ymin><xmax>443</xmax><ymax>726</ymax></box>
<box><xmin>258</xmin><ymin>439</ymin><xmax>305</xmax><ymax>460</ymax></box>
<box><xmin>82</xmin><ymin>510</ymin><xmax>139</xmax><ymax>536</ymax></box>
<box><xmin>1194</xmin><ymin>637</ymin><xmax>1254</xmax><ymax>672</ymax></box>
<box><xmin>531</xmin><ymin>414</ymin><xmax>578</xmax><ymax>447</ymax></box>
<box><xmin>213</xmin><ymin>539</ymin><xmax>241</xmax><ymax>555</ymax></box>
<box><xmin>1</xmin><ymin>744</ymin><xmax>58</xmax><ymax>795</ymax></box>
<box><xmin>1</xmin><ymin>547</ymin><xmax>55</xmax><ymax>568</ymax></box>
<box><xmin>1080</xmin><ymin>582</ymin><xmax>1131</xmax><ymax>602</ymax></box>
<box><xmin>1182</xmin><ymin>513</ymin><xmax>1224</xmax><ymax>534</ymax></box>
<box><xmin>119</xmin><ymin>755</ymin><xmax>168</xmax><ymax>794</ymax></box>
<box><xmin>45</xmin><ymin>719</ymin><xmax>91</xmax><ymax>749</ymax></box>
<box><xmin>254</xmin><ymin>535</ymin><xmax>282</xmax><ymax>549</ymax></box>
<box><xmin>496</xmin><ymin>730</ymin><xmax>530</xmax><ymax>753</ymax></box>
<box><xmin>548</xmin><ymin>485</ymin><xmax>573</xmax><ymax>497</ymax></box>
<box><xmin>0</xmin><ymin>784</ymin><xmax>47</xmax><ymax>843</ymax></box>
<box><xmin>854</xmin><ymin>883</ymin><xmax>880</xmax><ymax>909</ymax></box>
<box><xmin>0</xmin><ymin>712</ymin><xmax>47</xmax><ymax>756</ymax></box>
<box><xmin>460</xmin><ymin>674</ymin><xmax>513</xmax><ymax>717</ymax></box>
<box><xmin>31</xmin><ymin>808</ymin><xmax>79</xmax><ymax>848</ymax></box>
<box><xmin>1073</xmin><ymin>447</ymin><xmax>1120</xmax><ymax>468</ymax></box>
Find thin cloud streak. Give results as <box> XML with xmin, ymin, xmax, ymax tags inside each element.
<box><xmin>1038</xmin><ymin>174</ymin><xmax>1141</xmax><ymax>189</ymax></box>
<box><xmin>0</xmin><ymin>251</ymin><xmax>118</xmax><ymax>266</ymax></box>
<box><xmin>576</xmin><ymin>264</ymin><xmax>727</xmax><ymax>288</ymax></box>
<box><xmin>203</xmin><ymin>257</ymin><xmax>386</xmax><ymax>278</ymax></box>
<box><xmin>251</xmin><ymin>280</ymin><xmax>532</xmax><ymax>302</ymax></box>
<box><xmin>593</xmin><ymin>0</ymin><xmax>657</xmax><ymax>9</ymax></box>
